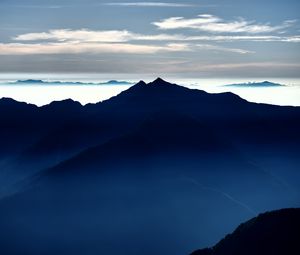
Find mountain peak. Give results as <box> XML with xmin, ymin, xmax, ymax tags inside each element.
<box><xmin>47</xmin><ymin>98</ymin><xmax>81</xmax><ymax>106</ymax></box>
<box><xmin>150</xmin><ymin>77</ymin><xmax>170</xmax><ymax>85</ymax></box>
<box><xmin>135</xmin><ymin>80</ymin><xmax>147</xmax><ymax>86</ymax></box>
<box><xmin>154</xmin><ymin>77</ymin><xmax>165</xmax><ymax>82</ymax></box>
<box><xmin>41</xmin><ymin>99</ymin><xmax>82</xmax><ymax>110</ymax></box>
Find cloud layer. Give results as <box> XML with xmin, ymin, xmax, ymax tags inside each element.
<box><xmin>9</xmin><ymin>26</ymin><xmax>270</xmax><ymax>55</ymax></box>
<box><xmin>13</xmin><ymin>29</ymin><xmax>300</xmax><ymax>43</ymax></box>
<box><xmin>0</xmin><ymin>42</ymin><xmax>191</xmax><ymax>55</ymax></box>
<box><xmin>0</xmin><ymin>41</ymin><xmax>256</xmax><ymax>55</ymax></box>
<box><xmin>1</xmin><ymin>11</ymin><xmax>299</xmax><ymax>75</ymax></box>
<box><xmin>104</xmin><ymin>2</ymin><xmax>195</xmax><ymax>7</ymax></box>
<box><xmin>153</xmin><ymin>14</ymin><xmax>296</xmax><ymax>33</ymax></box>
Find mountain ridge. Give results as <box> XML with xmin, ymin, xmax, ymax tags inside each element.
<box><xmin>0</xmin><ymin>78</ymin><xmax>293</xmax><ymax>108</ymax></box>
<box><xmin>5</xmin><ymin>79</ymin><xmax>134</xmax><ymax>86</ymax></box>
<box><xmin>224</xmin><ymin>81</ymin><xmax>284</xmax><ymax>88</ymax></box>
<box><xmin>191</xmin><ymin>208</ymin><xmax>300</xmax><ymax>255</ymax></box>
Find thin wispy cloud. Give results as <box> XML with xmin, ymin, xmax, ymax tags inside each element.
<box><xmin>190</xmin><ymin>35</ymin><xmax>300</xmax><ymax>42</ymax></box>
<box><xmin>14</xmin><ymin>30</ymin><xmax>134</xmax><ymax>43</ymax></box>
<box><xmin>154</xmin><ymin>61</ymin><xmax>300</xmax><ymax>75</ymax></box>
<box><xmin>195</xmin><ymin>44</ymin><xmax>254</xmax><ymax>54</ymax></box>
<box><xmin>3</xmin><ymin>27</ymin><xmax>255</xmax><ymax>56</ymax></box>
<box><xmin>179</xmin><ymin>62</ymin><xmax>300</xmax><ymax>72</ymax></box>
<box><xmin>153</xmin><ymin>14</ymin><xmax>296</xmax><ymax>33</ymax></box>
<box><xmin>13</xmin><ymin>29</ymin><xmax>300</xmax><ymax>43</ymax></box>
<box><xmin>13</xmin><ymin>29</ymin><xmax>190</xmax><ymax>42</ymax></box>
<box><xmin>8</xmin><ymin>28</ymin><xmax>299</xmax><ymax>57</ymax></box>
<box><xmin>104</xmin><ymin>2</ymin><xmax>196</xmax><ymax>7</ymax></box>
<box><xmin>0</xmin><ymin>42</ymin><xmax>191</xmax><ymax>55</ymax></box>
<box><xmin>13</xmin><ymin>29</ymin><xmax>188</xmax><ymax>43</ymax></box>
<box><xmin>0</xmin><ymin>39</ymin><xmax>253</xmax><ymax>56</ymax></box>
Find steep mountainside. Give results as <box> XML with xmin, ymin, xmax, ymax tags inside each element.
<box><xmin>191</xmin><ymin>208</ymin><xmax>300</xmax><ymax>255</ymax></box>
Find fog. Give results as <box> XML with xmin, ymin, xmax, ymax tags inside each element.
<box><xmin>1</xmin><ymin>74</ymin><xmax>300</xmax><ymax>106</ymax></box>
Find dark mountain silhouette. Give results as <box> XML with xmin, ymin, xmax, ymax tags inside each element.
<box><xmin>103</xmin><ymin>79</ymin><xmax>133</xmax><ymax>85</ymax></box>
<box><xmin>7</xmin><ymin>79</ymin><xmax>133</xmax><ymax>85</ymax></box>
<box><xmin>0</xmin><ymin>78</ymin><xmax>299</xmax><ymax>255</ymax></box>
<box><xmin>224</xmin><ymin>81</ymin><xmax>284</xmax><ymax>87</ymax></box>
<box><xmin>191</xmin><ymin>208</ymin><xmax>300</xmax><ymax>255</ymax></box>
<box><xmin>12</xmin><ymin>79</ymin><xmax>45</xmax><ymax>84</ymax></box>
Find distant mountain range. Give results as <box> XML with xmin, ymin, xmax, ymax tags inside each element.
<box><xmin>6</xmin><ymin>79</ymin><xmax>134</xmax><ymax>85</ymax></box>
<box><xmin>3</xmin><ymin>79</ymin><xmax>285</xmax><ymax>88</ymax></box>
<box><xmin>0</xmin><ymin>78</ymin><xmax>299</xmax><ymax>255</ymax></box>
<box><xmin>191</xmin><ymin>208</ymin><xmax>300</xmax><ymax>255</ymax></box>
<box><xmin>224</xmin><ymin>81</ymin><xmax>284</xmax><ymax>87</ymax></box>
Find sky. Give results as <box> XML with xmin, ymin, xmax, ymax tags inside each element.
<box><xmin>0</xmin><ymin>0</ymin><xmax>300</xmax><ymax>78</ymax></box>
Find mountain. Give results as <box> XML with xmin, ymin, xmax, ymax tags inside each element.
<box><xmin>7</xmin><ymin>79</ymin><xmax>134</xmax><ymax>85</ymax></box>
<box><xmin>12</xmin><ymin>79</ymin><xmax>45</xmax><ymax>84</ymax></box>
<box><xmin>191</xmin><ymin>208</ymin><xmax>300</xmax><ymax>255</ymax></box>
<box><xmin>224</xmin><ymin>81</ymin><xmax>284</xmax><ymax>87</ymax></box>
<box><xmin>0</xmin><ymin>78</ymin><xmax>299</xmax><ymax>255</ymax></box>
<box><xmin>103</xmin><ymin>80</ymin><xmax>133</xmax><ymax>85</ymax></box>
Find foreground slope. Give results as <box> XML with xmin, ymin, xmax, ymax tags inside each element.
<box><xmin>191</xmin><ymin>208</ymin><xmax>300</xmax><ymax>255</ymax></box>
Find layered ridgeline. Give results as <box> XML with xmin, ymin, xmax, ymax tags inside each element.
<box><xmin>191</xmin><ymin>208</ymin><xmax>300</xmax><ymax>255</ymax></box>
<box><xmin>0</xmin><ymin>78</ymin><xmax>299</xmax><ymax>255</ymax></box>
<box><xmin>223</xmin><ymin>81</ymin><xmax>284</xmax><ymax>87</ymax></box>
<box><xmin>6</xmin><ymin>79</ymin><xmax>134</xmax><ymax>85</ymax></box>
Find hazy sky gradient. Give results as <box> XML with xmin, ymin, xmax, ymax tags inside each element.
<box><xmin>1</xmin><ymin>0</ymin><xmax>300</xmax><ymax>77</ymax></box>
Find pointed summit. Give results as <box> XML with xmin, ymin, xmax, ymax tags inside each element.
<box><xmin>135</xmin><ymin>80</ymin><xmax>147</xmax><ymax>87</ymax></box>
<box><xmin>121</xmin><ymin>80</ymin><xmax>146</xmax><ymax>92</ymax></box>
<box><xmin>153</xmin><ymin>77</ymin><xmax>165</xmax><ymax>83</ymax></box>
<box><xmin>149</xmin><ymin>77</ymin><xmax>170</xmax><ymax>86</ymax></box>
